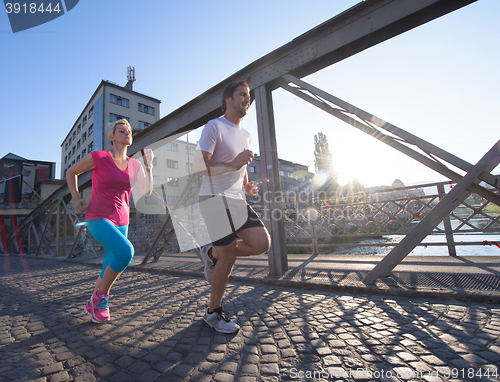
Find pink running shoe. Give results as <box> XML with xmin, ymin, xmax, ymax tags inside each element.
<box><xmin>84</xmin><ymin>290</ymin><xmax>110</xmax><ymax>323</ymax></box>
<box><xmin>85</xmin><ymin>299</ymin><xmax>92</xmax><ymax>317</ymax></box>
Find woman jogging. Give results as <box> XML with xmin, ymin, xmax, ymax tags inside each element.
<box><xmin>66</xmin><ymin>119</ymin><xmax>154</xmax><ymax>323</ymax></box>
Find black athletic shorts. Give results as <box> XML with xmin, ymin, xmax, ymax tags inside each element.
<box><xmin>199</xmin><ymin>195</ymin><xmax>264</xmax><ymax>247</ymax></box>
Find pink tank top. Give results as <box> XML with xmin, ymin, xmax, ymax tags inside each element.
<box><xmin>85</xmin><ymin>150</ymin><xmax>141</xmax><ymax>226</ymax></box>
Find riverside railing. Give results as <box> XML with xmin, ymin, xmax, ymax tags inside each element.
<box><xmin>253</xmin><ymin>181</ymin><xmax>500</xmax><ymax>256</ymax></box>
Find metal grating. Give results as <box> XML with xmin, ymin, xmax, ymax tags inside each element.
<box><xmin>390</xmin><ymin>271</ymin><xmax>500</xmax><ymax>292</ymax></box>
<box><xmin>231</xmin><ymin>266</ymin><xmax>500</xmax><ymax>293</ymax></box>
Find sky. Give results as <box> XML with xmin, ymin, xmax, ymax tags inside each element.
<box><xmin>1</xmin><ymin>0</ymin><xmax>499</xmax><ymax>188</ymax></box>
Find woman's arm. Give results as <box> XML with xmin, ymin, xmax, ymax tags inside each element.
<box><xmin>66</xmin><ymin>154</ymin><xmax>95</xmax><ymax>214</ymax></box>
<box><xmin>135</xmin><ymin>149</ymin><xmax>154</xmax><ymax>197</ymax></box>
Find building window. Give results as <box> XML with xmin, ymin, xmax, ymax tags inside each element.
<box><xmin>77</xmin><ymin>140</ymin><xmax>81</xmax><ymax>149</ymax></box>
<box><xmin>73</xmin><ymin>131</ymin><xmax>76</xmax><ymax>140</ymax></box>
<box><xmin>186</xmin><ymin>146</ymin><xmax>195</xmax><ymax>155</ymax></box>
<box><xmin>65</xmin><ymin>142</ymin><xmax>68</xmax><ymax>150</ymax></box>
<box><xmin>88</xmin><ymin>124</ymin><xmax>93</xmax><ymax>135</ymax></box>
<box><xmin>280</xmin><ymin>170</ymin><xmax>285</xmax><ymax>177</ymax></box>
<box><xmin>83</xmin><ymin>116</ymin><xmax>87</xmax><ymax>126</ymax></box>
<box><xmin>138</xmin><ymin>121</ymin><xmax>152</xmax><ymax>130</ymax></box>
<box><xmin>248</xmin><ymin>166</ymin><xmax>255</xmax><ymax>173</ymax></box>
<box><xmin>287</xmin><ymin>172</ymin><xmax>294</xmax><ymax>178</ymax></box>
<box><xmin>82</xmin><ymin>148</ymin><xmax>86</xmax><ymax>156</ymax></box>
<box><xmin>72</xmin><ymin>146</ymin><xmax>76</xmax><ymax>155</ymax></box>
<box><xmin>82</xmin><ymin>132</ymin><xmax>87</xmax><ymax>142</ymax></box>
<box><xmin>69</xmin><ymin>137</ymin><xmax>72</xmax><ymax>144</ymax></box>
<box><xmin>88</xmin><ymin>142</ymin><xmax>93</xmax><ymax>152</ymax></box>
<box><xmin>145</xmin><ymin>214</ymin><xmax>160</xmax><ymax>224</ymax></box>
<box><xmin>166</xmin><ymin>142</ymin><xmax>178</xmax><ymax>151</ymax></box>
<box><xmin>153</xmin><ymin>176</ymin><xmax>158</xmax><ymax>186</ymax></box>
<box><xmin>110</xmin><ymin>94</ymin><xmax>130</xmax><ymax>108</ymax></box>
<box><xmin>110</xmin><ymin>113</ymin><xmax>130</xmax><ymax>123</ymax></box>
<box><xmin>152</xmin><ymin>157</ymin><xmax>157</xmax><ymax>166</ymax></box>
<box><xmin>77</xmin><ymin>124</ymin><xmax>81</xmax><ymax>134</ymax></box>
<box><xmin>72</xmin><ymin>160</ymin><xmax>75</xmax><ymax>166</ymax></box>
<box><xmin>186</xmin><ymin>163</ymin><xmax>193</xmax><ymax>172</ymax></box>
<box><xmin>168</xmin><ymin>196</ymin><xmax>178</xmax><ymax>205</ymax></box>
<box><xmin>166</xmin><ymin>177</ymin><xmax>179</xmax><ymax>187</ymax></box>
<box><xmin>138</xmin><ymin>103</ymin><xmax>155</xmax><ymax>115</ymax></box>
<box><xmin>89</xmin><ymin>105</ymin><xmax>94</xmax><ymax>117</ymax></box>
<box><xmin>64</xmin><ymin>156</ymin><xmax>67</xmax><ymax>164</ymax></box>
<box><xmin>77</xmin><ymin>155</ymin><xmax>81</xmax><ymax>162</ymax></box>
<box><xmin>68</xmin><ymin>150</ymin><xmax>71</xmax><ymax>159</ymax></box>
<box><xmin>167</xmin><ymin>160</ymin><xmax>178</xmax><ymax>169</ymax></box>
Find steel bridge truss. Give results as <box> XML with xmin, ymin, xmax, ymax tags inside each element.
<box><xmin>19</xmin><ymin>0</ymin><xmax>498</xmax><ymax>285</ymax></box>
<box><xmin>277</xmin><ymin>75</ymin><xmax>500</xmax><ymax>282</ymax></box>
<box><xmin>21</xmin><ymin>192</ymin><xmax>99</xmax><ymax>260</ymax></box>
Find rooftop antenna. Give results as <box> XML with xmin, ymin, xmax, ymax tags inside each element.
<box><xmin>125</xmin><ymin>66</ymin><xmax>136</xmax><ymax>90</ymax></box>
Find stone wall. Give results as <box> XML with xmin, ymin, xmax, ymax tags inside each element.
<box><xmin>128</xmin><ymin>221</ymin><xmax>179</xmax><ymax>253</ymax></box>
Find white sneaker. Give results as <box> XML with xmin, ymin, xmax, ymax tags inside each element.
<box><xmin>200</xmin><ymin>245</ymin><xmax>216</xmax><ymax>283</ymax></box>
<box><xmin>203</xmin><ymin>308</ymin><xmax>240</xmax><ymax>334</ymax></box>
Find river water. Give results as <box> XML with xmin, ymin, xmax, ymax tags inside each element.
<box><xmin>340</xmin><ymin>233</ymin><xmax>500</xmax><ymax>256</ymax></box>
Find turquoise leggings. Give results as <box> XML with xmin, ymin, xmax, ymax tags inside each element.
<box><xmin>86</xmin><ymin>219</ymin><xmax>134</xmax><ymax>278</ymax></box>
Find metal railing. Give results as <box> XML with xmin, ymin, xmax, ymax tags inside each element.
<box><xmin>250</xmin><ymin>180</ymin><xmax>500</xmax><ymax>256</ymax></box>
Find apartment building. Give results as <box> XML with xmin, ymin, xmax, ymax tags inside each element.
<box><xmin>133</xmin><ymin>138</ymin><xmax>198</xmax><ymax>224</ymax></box>
<box><xmin>247</xmin><ymin>154</ymin><xmax>314</xmax><ymax>203</ymax></box>
<box><xmin>60</xmin><ymin>80</ymin><xmax>161</xmax><ymax>178</ymax></box>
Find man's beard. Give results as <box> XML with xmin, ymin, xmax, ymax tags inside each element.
<box><xmin>238</xmin><ymin>104</ymin><xmax>249</xmax><ymax>117</ymax></box>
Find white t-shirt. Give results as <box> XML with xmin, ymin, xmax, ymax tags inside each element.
<box><xmin>197</xmin><ymin>116</ymin><xmax>252</xmax><ymax>199</ymax></box>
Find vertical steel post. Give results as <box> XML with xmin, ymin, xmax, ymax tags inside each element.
<box><xmin>308</xmin><ymin>199</ymin><xmax>319</xmax><ymax>256</ymax></box>
<box><xmin>254</xmin><ymin>84</ymin><xmax>288</xmax><ymax>276</ymax></box>
<box><xmin>311</xmin><ymin>221</ymin><xmax>319</xmax><ymax>256</ymax></box>
<box><xmin>55</xmin><ymin>204</ymin><xmax>61</xmax><ymax>256</ymax></box>
<box><xmin>437</xmin><ymin>184</ymin><xmax>456</xmax><ymax>257</ymax></box>
<box><xmin>27</xmin><ymin>225</ymin><xmax>31</xmax><ymax>254</ymax></box>
<box><xmin>62</xmin><ymin>202</ymin><xmax>67</xmax><ymax>257</ymax></box>
<box><xmin>364</xmin><ymin>140</ymin><xmax>500</xmax><ymax>283</ymax></box>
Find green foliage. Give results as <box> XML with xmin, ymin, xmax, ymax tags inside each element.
<box><xmin>485</xmin><ymin>204</ymin><xmax>500</xmax><ymax>213</ymax></box>
<box><xmin>314</xmin><ymin>132</ymin><xmax>333</xmax><ymax>174</ymax></box>
<box><xmin>313</xmin><ymin>132</ymin><xmax>339</xmax><ymax>194</ymax></box>
<box><xmin>287</xmin><ymin>238</ymin><xmax>312</xmax><ymax>254</ymax></box>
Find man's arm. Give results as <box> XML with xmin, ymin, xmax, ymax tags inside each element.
<box><xmin>243</xmin><ymin>170</ymin><xmax>248</xmax><ymax>186</ymax></box>
<box><xmin>193</xmin><ymin>149</ymin><xmax>253</xmax><ymax>176</ymax></box>
<box><xmin>243</xmin><ymin>169</ymin><xmax>259</xmax><ymax>197</ymax></box>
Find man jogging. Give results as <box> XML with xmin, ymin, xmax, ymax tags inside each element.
<box><xmin>194</xmin><ymin>80</ymin><xmax>271</xmax><ymax>333</ymax></box>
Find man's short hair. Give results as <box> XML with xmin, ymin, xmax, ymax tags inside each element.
<box><xmin>222</xmin><ymin>80</ymin><xmax>249</xmax><ymax>112</ymax></box>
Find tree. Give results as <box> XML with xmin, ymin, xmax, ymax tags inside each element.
<box><xmin>314</xmin><ymin>132</ymin><xmax>332</xmax><ymax>174</ymax></box>
<box><xmin>339</xmin><ymin>177</ymin><xmax>365</xmax><ymax>200</ymax></box>
<box><xmin>313</xmin><ymin>132</ymin><xmax>338</xmax><ymax>194</ymax></box>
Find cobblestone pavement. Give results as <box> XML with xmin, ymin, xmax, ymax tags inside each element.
<box><xmin>1</xmin><ymin>255</ymin><xmax>500</xmax><ymax>382</ymax></box>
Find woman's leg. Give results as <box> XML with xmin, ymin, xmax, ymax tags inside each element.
<box><xmin>85</xmin><ymin>220</ymin><xmax>133</xmax><ymax>322</ymax></box>
<box><xmin>91</xmin><ymin>224</ymin><xmax>130</xmax><ymax>292</ymax></box>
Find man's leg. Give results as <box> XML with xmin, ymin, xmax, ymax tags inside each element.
<box><xmin>209</xmin><ymin>240</ymin><xmax>237</xmax><ymax>311</ymax></box>
<box><xmin>210</xmin><ymin>226</ymin><xmax>270</xmax><ymax>310</ymax></box>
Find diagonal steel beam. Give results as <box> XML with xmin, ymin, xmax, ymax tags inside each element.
<box><xmin>282</xmin><ymin>74</ymin><xmax>500</xmax><ymax>190</ymax></box>
<box><xmin>128</xmin><ymin>0</ymin><xmax>476</xmax><ymax>156</ymax></box>
<box><xmin>32</xmin><ymin>0</ymin><xmax>477</xmax><ymax>217</ymax></box>
<box><xmin>141</xmin><ymin>174</ymin><xmax>203</xmax><ymax>264</ymax></box>
<box><xmin>364</xmin><ymin>140</ymin><xmax>500</xmax><ymax>283</ymax></box>
<box><xmin>279</xmin><ymin>76</ymin><xmax>500</xmax><ymax>206</ymax></box>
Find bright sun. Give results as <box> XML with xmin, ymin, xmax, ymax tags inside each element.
<box><xmin>335</xmin><ymin>156</ymin><xmax>367</xmax><ymax>186</ymax></box>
